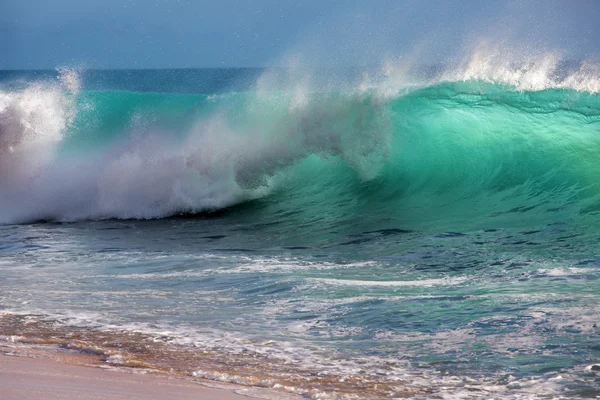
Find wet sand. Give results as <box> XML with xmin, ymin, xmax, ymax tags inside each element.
<box><xmin>0</xmin><ymin>313</ymin><xmax>419</xmax><ymax>399</ymax></box>
<box><xmin>0</xmin><ymin>354</ymin><xmax>290</xmax><ymax>400</ymax></box>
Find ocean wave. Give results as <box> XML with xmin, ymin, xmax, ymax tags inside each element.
<box><xmin>1</xmin><ymin>57</ymin><xmax>599</xmax><ymax>226</ymax></box>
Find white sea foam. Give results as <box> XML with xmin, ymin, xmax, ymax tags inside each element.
<box><xmin>310</xmin><ymin>276</ymin><xmax>467</xmax><ymax>287</ymax></box>
<box><xmin>539</xmin><ymin>267</ymin><xmax>597</xmax><ymax>277</ymax></box>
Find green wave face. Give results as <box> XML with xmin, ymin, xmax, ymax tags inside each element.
<box><xmin>367</xmin><ymin>83</ymin><xmax>600</xmax><ymax>231</ymax></box>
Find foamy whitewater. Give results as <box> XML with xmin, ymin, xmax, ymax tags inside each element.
<box><xmin>1</xmin><ymin>50</ymin><xmax>600</xmax><ymax>398</ymax></box>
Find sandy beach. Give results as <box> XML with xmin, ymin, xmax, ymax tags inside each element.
<box><xmin>0</xmin><ymin>353</ymin><xmax>295</xmax><ymax>400</ymax></box>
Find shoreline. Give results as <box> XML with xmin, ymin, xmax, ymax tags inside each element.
<box><xmin>0</xmin><ymin>312</ymin><xmax>422</xmax><ymax>399</ymax></box>
<box><xmin>0</xmin><ymin>312</ymin><xmax>303</xmax><ymax>400</ymax></box>
<box><xmin>0</xmin><ymin>347</ymin><xmax>299</xmax><ymax>400</ymax></box>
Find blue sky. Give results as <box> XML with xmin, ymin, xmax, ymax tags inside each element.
<box><xmin>1</xmin><ymin>0</ymin><xmax>599</xmax><ymax>69</ymax></box>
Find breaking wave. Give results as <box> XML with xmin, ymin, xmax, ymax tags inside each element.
<box><xmin>1</xmin><ymin>54</ymin><xmax>599</xmax><ymax>229</ymax></box>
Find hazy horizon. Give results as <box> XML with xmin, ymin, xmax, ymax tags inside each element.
<box><xmin>2</xmin><ymin>0</ymin><xmax>599</xmax><ymax>70</ymax></box>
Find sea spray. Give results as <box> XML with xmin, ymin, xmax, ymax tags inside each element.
<box><xmin>0</xmin><ymin>69</ymin><xmax>78</xmax><ymax>185</ymax></box>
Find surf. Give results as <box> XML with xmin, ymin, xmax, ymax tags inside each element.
<box><xmin>0</xmin><ymin>57</ymin><xmax>599</xmax><ymax>230</ymax></box>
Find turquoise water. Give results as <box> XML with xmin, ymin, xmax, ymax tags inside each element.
<box><xmin>1</xmin><ymin>65</ymin><xmax>600</xmax><ymax>398</ymax></box>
